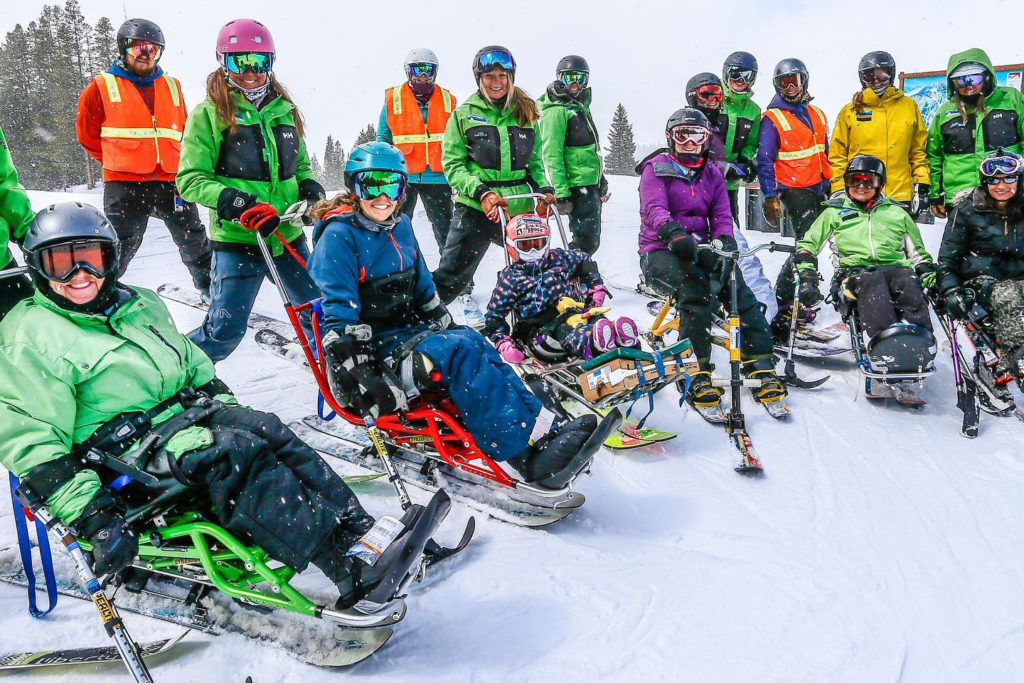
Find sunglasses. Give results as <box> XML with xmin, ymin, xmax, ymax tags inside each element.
<box><xmin>845</xmin><ymin>172</ymin><xmax>881</xmax><ymax>189</ymax></box>
<box><xmin>953</xmin><ymin>73</ymin><xmax>985</xmax><ymax>89</ymax></box>
<box><xmin>36</xmin><ymin>240</ymin><xmax>117</xmax><ymax>283</ymax></box>
<box><xmin>515</xmin><ymin>237</ymin><xmax>548</xmax><ymax>252</ymax></box>
<box><xmin>981</xmin><ymin>175</ymin><xmax>1020</xmax><ymax>186</ymax></box>
<box><xmin>860</xmin><ymin>68</ymin><xmax>891</xmax><ymax>85</ymax></box>
<box><xmin>353</xmin><ymin>171</ymin><xmax>407</xmax><ymax>201</ymax></box>
<box><xmin>560</xmin><ymin>70</ymin><xmax>588</xmax><ymax>87</ymax></box>
<box><xmin>726</xmin><ymin>67</ymin><xmax>755</xmax><ymax>84</ymax></box>
<box><xmin>670</xmin><ymin>125</ymin><xmax>709</xmax><ymax>146</ymax></box>
<box><xmin>477</xmin><ymin>50</ymin><xmax>515</xmax><ymax>74</ymax></box>
<box><xmin>775</xmin><ymin>73</ymin><xmax>804</xmax><ymax>90</ymax></box>
<box><xmin>981</xmin><ymin>155</ymin><xmax>1024</xmax><ymax>177</ymax></box>
<box><xmin>695</xmin><ymin>85</ymin><xmax>723</xmax><ymax>103</ymax></box>
<box><xmin>224</xmin><ymin>52</ymin><xmax>274</xmax><ymax>75</ymax></box>
<box><xmin>126</xmin><ymin>39</ymin><xmax>162</xmax><ymax>60</ymax></box>
<box><xmin>408</xmin><ymin>62</ymin><xmax>436</xmax><ymax>78</ymax></box>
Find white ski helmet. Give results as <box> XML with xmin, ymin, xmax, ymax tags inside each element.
<box><xmin>404</xmin><ymin>48</ymin><xmax>438</xmax><ymax>77</ymax></box>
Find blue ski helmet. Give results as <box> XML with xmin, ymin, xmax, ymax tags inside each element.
<box><xmin>344</xmin><ymin>142</ymin><xmax>409</xmax><ymax>189</ymax></box>
<box><xmin>723</xmin><ymin>51</ymin><xmax>758</xmax><ymax>90</ymax></box>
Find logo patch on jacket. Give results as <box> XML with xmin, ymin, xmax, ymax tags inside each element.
<box><xmin>837</xmin><ymin>208</ymin><xmax>858</xmax><ymax>221</ymax></box>
<box><xmin>468</xmin><ymin>115</ymin><xmax>487</xmax><ymax>123</ymax></box>
<box><xmin>856</xmin><ymin>110</ymin><xmax>873</xmax><ymax>122</ymax></box>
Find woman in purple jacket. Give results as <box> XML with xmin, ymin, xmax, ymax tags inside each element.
<box><xmin>638</xmin><ymin>108</ymin><xmax>784</xmax><ymax>409</ymax></box>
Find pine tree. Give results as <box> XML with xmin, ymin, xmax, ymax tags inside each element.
<box><xmin>352</xmin><ymin>124</ymin><xmax>376</xmax><ymax>148</ymax></box>
<box><xmin>310</xmin><ymin>153</ymin><xmax>324</xmax><ymax>185</ymax></box>
<box><xmin>91</xmin><ymin>16</ymin><xmax>116</xmax><ymax>74</ymax></box>
<box><xmin>605</xmin><ymin>103</ymin><xmax>638</xmax><ymax>176</ymax></box>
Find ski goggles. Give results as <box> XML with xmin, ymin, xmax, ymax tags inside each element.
<box><xmin>859</xmin><ymin>68</ymin><xmax>891</xmax><ymax>85</ymax></box>
<box><xmin>694</xmin><ymin>85</ymin><xmax>724</xmax><ymax>105</ymax></box>
<box><xmin>670</xmin><ymin>125</ymin><xmax>710</xmax><ymax>146</ymax></box>
<box><xmin>844</xmin><ymin>172</ymin><xmax>881</xmax><ymax>189</ymax></box>
<box><xmin>953</xmin><ymin>73</ymin><xmax>985</xmax><ymax>89</ymax></box>
<box><xmin>980</xmin><ymin>154</ymin><xmax>1024</xmax><ymax>177</ymax></box>
<box><xmin>560</xmin><ymin>70</ymin><xmax>589</xmax><ymax>87</ymax></box>
<box><xmin>514</xmin><ymin>236</ymin><xmax>548</xmax><ymax>253</ymax></box>
<box><xmin>352</xmin><ymin>171</ymin><xmax>407</xmax><ymax>201</ymax></box>
<box><xmin>407</xmin><ymin>62</ymin><xmax>437</xmax><ymax>79</ymax></box>
<box><xmin>477</xmin><ymin>49</ymin><xmax>515</xmax><ymax>74</ymax></box>
<box><xmin>35</xmin><ymin>240</ymin><xmax>118</xmax><ymax>283</ymax></box>
<box><xmin>223</xmin><ymin>52</ymin><xmax>274</xmax><ymax>75</ymax></box>
<box><xmin>725</xmin><ymin>67</ymin><xmax>755</xmax><ymax>85</ymax></box>
<box><xmin>774</xmin><ymin>73</ymin><xmax>805</xmax><ymax>90</ymax></box>
<box><xmin>125</xmin><ymin>39</ymin><xmax>162</xmax><ymax>61</ymax></box>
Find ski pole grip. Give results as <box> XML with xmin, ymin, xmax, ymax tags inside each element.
<box><xmin>14</xmin><ymin>483</ymin><xmax>43</xmax><ymax>514</ymax></box>
<box><xmin>769</xmin><ymin>242</ymin><xmax>796</xmax><ymax>253</ymax></box>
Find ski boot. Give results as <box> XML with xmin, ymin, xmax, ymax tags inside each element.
<box><xmin>686</xmin><ymin>370</ymin><xmax>724</xmax><ymax>409</ymax></box>
<box><xmin>743</xmin><ymin>360</ymin><xmax>789</xmax><ymax>418</ymax></box>
<box><xmin>771</xmin><ymin>304</ymin><xmax>818</xmax><ymax>344</ymax></box>
<box><xmin>508</xmin><ymin>412</ymin><xmax>620</xmax><ymax>490</ymax></box>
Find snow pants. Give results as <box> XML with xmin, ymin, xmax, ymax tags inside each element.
<box><xmin>641</xmin><ymin>248</ymin><xmax>773</xmax><ymax>366</ymax></box>
<box><xmin>987</xmin><ymin>279</ymin><xmax>1024</xmax><ymax>351</ymax></box>
<box><xmin>566</xmin><ymin>185</ymin><xmax>603</xmax><ymax>256</ymax></box>
<box><xmin>135</xmin><ymin>404</ymin><xmax>375</xmax><ymax>571</ymax></box>
<box><xmin>188</xmin><ymin>240</ymin><xmax>320</xmax><ymax>362</ymax></box>
<box><xmin>379</xmin><ymin>326</ymin><xmax>542</xmax><ymax>460</ymax></box>
<box><xmin>401</xmin><ymin>182</ymin><xmax>454</xmax><ymax>251</ymax></box>
<box><xmin>433</xmin><ymin>205</ymin><xmax>500</xmax><ymax>304</ymax></box>
<box><xmin>774</xmin><ymin>188</ymin><xmax>826</xmax><ymax>309</ymax></box>
<box><xmin>849</xmin><ymin>265</ymin><xmax>933</xmax><ymax>339</ymax></box>
<box><xmin>0</xmin><ymin>264</ymin><xmax>32</xmax><ymax>321</ymax></box>
<box><xmin>104</xmin><ymin>181</ymin><xmax>212</xmax><ymax>292</ymax></box>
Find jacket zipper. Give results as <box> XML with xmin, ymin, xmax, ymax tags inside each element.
<box><xmin>867</xmin><ymin>213</ymin><xmax>877</xmax><ymax>261</ymax></box>
<box><xmin>149</xmin><ymin>324</ymin><xmax>183</xmax><ymax>366</ymax></box>
<box><xmin>387</xmin><ymin>230</ymin><xmax>405</xmax><ymax>270</ymax></box>
<box><xmin>152</xmin><ymin>114</ymin><xmax>161</xmax><ymax>166</ymax></box>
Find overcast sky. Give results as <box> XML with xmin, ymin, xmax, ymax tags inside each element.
<box><xmin>8</xmin><ymin>0</ymin><xmax>1020</xmax><ymax>157</ymax></box>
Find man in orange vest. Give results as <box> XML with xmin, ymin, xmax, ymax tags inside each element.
<box><xmin>755</xmin><ymin>57</ymin><xmax>831</xmax><ymax>337</ymax></box>
<box><xmin>377</xmin><ymin>48</ymin><xmax>457</xmax><ymax>250</ymax></box>
<box><xmin>76</xmin><ymin>18</ymin><xmax>211</xmax><ymax>297</ymax></box>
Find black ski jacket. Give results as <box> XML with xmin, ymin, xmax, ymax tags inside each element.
<box><xmin>937</xmin><ymin>187</ymin><xmax>1024</xmax><ymax>291</ymax></box>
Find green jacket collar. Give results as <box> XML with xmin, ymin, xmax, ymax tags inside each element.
<box><xmin>828</xmin><ymin>192</ymin><xmax>899</xmax><ymax>213</ymax></box>
<box><xmin>724</xmin><ymin>88</ymin><xmax>754</xmax><ymax>107</ymax></box>
<box><xmin>31</xmin><ymin>285</ymin><xmax>139</xmax><ymax>325</ymax></box>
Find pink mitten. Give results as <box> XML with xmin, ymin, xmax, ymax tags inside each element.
<box><xmin>496</xmin><ymin>337</ymin><xmax>526</xmax><ymax>363</ymax></box>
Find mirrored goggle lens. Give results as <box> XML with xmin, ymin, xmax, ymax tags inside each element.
<box><xmin>726</xmin><ymin>67</ymin><xmax>755</xmax><ymax>83</ymax></box>
<box><xmin>776</xmin><ymin>74</ymin><xmax>804</xmax><ymax>89</ymax></box>
<box><xmin>126</xmin><ymin>39</ymin><xmax>162</xmax><ymax>60</ymax></box>
<box><xmin>671</xmin><ymin>125</ymin><xmax>709</xmax><ymax>145</ymax></box>
<box><xmin>981</xmin><ymin>175</ymin><xmax>1020</xmax><ymax>186</ymax></box>
<box><xmin>408</xmin><ymin>62</ymin><xmax>436</xmax><ymax>78</ymax></box>
<box><xmin>477</xmin><ymin>50</ymin><xmax>515</xmax><ymax>73</ymax></box>
<box><xmin>981</xmin><ymin>156</ymin><xmax>1024</xmax><ymax>177</ymax></box>
<box><xmin>845</xmin><ymin>172</ymin><xmax>880</xmax><ymax>189</ymax></box>
<box><xmin>954</xmin><ymin>73</ymin><xmax>985</xmax><ymax>89</ymax></box>
<box><xmin>354</xmin><ymin>171</ymin><xmax>406</xmax><ymax>200</ymax></box>
<box><xmin>39</xmin><ymin>241</ymin><xmax>115</xmax><ymax>282</ymax></box>
<box><xmin>225</xmin><ymin>52</ymin><xmax>274</xmax><ymax>74</ymax></box>
<box><xmin>696</xmin><ymin>85</ymin><xmax>723</xmax><ymax>102</ymax></box>
<box><xmin>516</xmin><ymin>237</ymin><xmax>547</xmax><ymax>252</ymax></box>
<box><xmin>560</xmin><ymin>70</ymin><xmax>588</xmax><ymax>86</ymax></box>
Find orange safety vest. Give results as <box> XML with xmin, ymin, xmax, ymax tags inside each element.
<box><xmin>385</xmin><ymin>83</ymin><xmax>455</xmax><ymax>174</ymax></box>
<box><xmin>764</xmin><ymin>104</ymin><xmax>832</xmax><ymax>188</ymax></box>
<box><xmin>96</xmin><ymin>72</ymin><xmax>186</xmax><ymax>175</ymax></box>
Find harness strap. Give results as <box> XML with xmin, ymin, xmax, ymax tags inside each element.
<box><xmin>8</xmin><ymin>473</ymin><xmax>57</xmax><ymax>618</ymax></box>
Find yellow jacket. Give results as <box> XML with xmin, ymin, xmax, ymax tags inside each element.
<box><xmin>828</xmin><ymin>87</ymin><xmax>929</xmax><ymax>202</ymax></box>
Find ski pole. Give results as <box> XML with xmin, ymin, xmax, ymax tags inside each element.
<box><xmin>781</xmin><ymin>266</ymin><xmax>829</xmax><ymax>389</ymax></box>
<box><xmin>14</xmin><ymin>486</ymin><xmax>154</xmax><ymax>683</ymax></box>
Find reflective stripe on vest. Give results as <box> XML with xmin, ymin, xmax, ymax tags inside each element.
<box><xmin>385</xmin><ymin>84</ymin><xmax>454</xmax><ymax>174</ymax></box>
<box><xmin>95</xmin><ymin>73</ymin><xmax>187</xmax><ymax>176</ymax></box>
<box><xmin>765</xmin><ymin>104</ymin><xmax>831</xmax><ymax>186</ymax></box>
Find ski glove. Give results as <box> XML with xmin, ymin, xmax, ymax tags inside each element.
<box><xmin>915</xmin><ymin>184</ymin><xmax>930</xmax><ymax>213</ymax></box>
<box><xmin>931</xmin><ymin>203</ymin><xmax>947</xmax><ymax>220</ymax></box>
<box><xmin>798</xmin><ymin>269</ymin><xmax>823</xmax><ymax>307</ymax></box>
<box><xmin>587</xmin><ymin>284</ymin><xmax>610</xmax><ymax>308</ymax></box>
<box><xmin>762</xmin><ymin>196</ymin><xmax>783</xmax><ymax>228</ymax></box>
<box><xmin>943</xmin><ymin>287</ymin><xmax>975</xmax><ymax>320</ymax></box>
<box><xmin>239</xmin><ymin>203</ymin><xmax>281</xmax><ymax>238</ymax></box>
<box><xmin>420</xmin><ymin>293</ymin><xmax>453</xmax><ymax>331</ymax></box>
<box><xmin>282</xmin><ymin>200</ymin><xmax>314</xmax><ymax>227</ymax></box>
<box><xmin>75</xmin><ymin>492</ymin><xmax>137</xmax><ymax>579</ymax></box>
<box><xmin>535</xmin><ymin>193</ymin><xmax>557</xmax><ymax>219</ymax></box>
<box><xmin>556</xmin><ymin>197</ymin><xmax>573</xmax><ymax>216</ymax></box>
<box><xmin>480</xmin><ymin>192</ymin><xmax>508</xmax><ymax>222</ymax></box>
<box><xmin>324</xmin><ymin>330</ymin><xmax>407</xmax><ymax>418</ymax></box>
<box><xmin>217</xmin><ymin>188</ymin><xmax>258</xmax><ymax>222</ymax></box>
<box><xmin>298</xmin><ymin>178</ymin><xmax>327</xmax><ymax>204</ymax></box>
<box><xmin>725</xmin><ymin>158</ymin><xmax>755</xmax><ymax>183</ymax></box>
<box><xmin>496</xmin><ymin>337</ymin><xmax>526</xmax><ymax>364</ymax></box>
<box><xmin>915</xmin><ymin>262</ymin><xmax>938</xmax><ymax>293</ymax></box>
<box><xmin>657</xmin><ymin>221</ymin><xmax>698</xmax><ymax>262</ymax></box>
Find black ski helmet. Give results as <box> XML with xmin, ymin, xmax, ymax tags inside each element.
<box><xmin>685</xmin><ymin>72</ymin><xmax>723</xmax><ymax>108</ymax></box>
<box><xmin>773</xmin><ymin>58</ymin><xmax>809</xmax><ymax>100</ymax></box>
<box><xmin>116</xmin><ymin>18</ymin><xmax>165</xmax><ymax>58</ymax></box>
<box><xmin>844</xmin><ymin>154</ymin><xmax>886</xmax><ymax>198</ymax></box>
<box><xmin>665</xmin><ymin>107</ymin><xmax>711</xmax><ymax>133</ymax></box>
<box><xmin>472</xmin><ymin>45</ymin><xmax>516</xmax><ymax>83</ymax></box>
<box><xmin>723</xmin><ymin>51</ymin><xmax>758</xmax><ymax>87</ymax></box>
<box><xmin>857</xmin><ymin>51</ymin><xmax>896</xmax><ymax>89</ymax></box>
<box><xmin>556</xmin><ymin>55</ymin><xmax>589</xmax><ymax>76</ymax></box>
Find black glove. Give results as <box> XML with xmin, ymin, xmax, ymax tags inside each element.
<box><xmin>943</xmin><ymin>287</ymin><xmax>975</xmax><ymax>320</ymax></box>
<box><xmin>420</xmin><ymin>294</ymin><xmax>453</xmax><ymax>331</ymax></box>
<box><xmin>324</xmin><ymin>330</ymin><xmax>407</xmax><ymax>418</ymax></box>
<box><xmin>556</xmin><ymin>197</ymin><xmax>574</xmax><ymax>216</ymax></box>
<box><xmin>598</xmin><ymin>175</ymin><xmax>609</xmax><ymax>197</ymax></box>
<box><xmin>657</xmin><ymin>221</ymin><xmax>698</xmax><ymax>262</ymax></box>
<box><xmin>916</xmin><ymin>184</ymin><xmax>930</xmax><ymax>213</ymax></box>
<box><xmin>798</xmin><ymin>269</ymin><xmax>823</xmax><ymax>306</ymax></box>
<box><xmin>736</xmin><ymin>157</ymin><xmax>756</xmax><ymax>181</ymax></box>
<box><xmin>75</xmin><ymin>493</ymin><xmax>138</xmax><ymax>579</ymax></box>
<box><xmin>298</xmin><ymin>178</ymin><xmax>327</xmax><ymax>204</ymax></box>
<box><xmin>217</xmin><ymin>188</ymin><xmax>258</xmax><ymax>222</ymax></box>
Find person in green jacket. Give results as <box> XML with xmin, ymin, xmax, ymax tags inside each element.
<box><xmin>795</xmin><ymin>155</ymin><xmax>935</xmax><ymax>341</ymax></box>
<box><xmin>0</xmin><ymin>202</ymin><xmax>415</xmax><ymax>609</ymax></box>
<box><xmin>537</xmin><ymin>55</ymin><xmax>608</xmax><ymax>255</ymax></box>
<box><xmin>176</xmin><ymin>19</ymin><xmax>325</xmax><ymax>361</ymax></box>
<box><xmin>433</xmin><ymin>45</ymin><xmax>555</xmax><ymax>305</ymax></box>
<box><xmin>0</xmin><ymin>124</ymin><xmax>36</xmax><ymax>320</ymax></box>
<box><xmin>927</xmin><ymin>47</ymin><xmax>1024</xmax><ymax>219</ymax></box>
<box><xmin>721</xmin><ymin>51</ymin><xmax>761</xmax><ymax>221</ymax></box>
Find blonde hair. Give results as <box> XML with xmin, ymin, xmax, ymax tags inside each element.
<box><xmin>205</xmin><ymin>69</ymin><xmax>306</xmax><ymax>137</ymax></box>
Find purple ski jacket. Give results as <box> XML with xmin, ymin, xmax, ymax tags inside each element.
<box><xmin>637</xmin><ymin>151</ymin><xmax>734</xmax><ymax>255</ymax></box>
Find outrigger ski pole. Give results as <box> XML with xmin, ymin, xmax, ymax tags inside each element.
<box><xmin>14</xmin><ymin>485</ymin><xmax>155</xmax><ymax>683</ymax></box>
<box><xmin>780</xmin><ymin>267</ymin><xmax>830</xmax><ymax>389</ymax></box>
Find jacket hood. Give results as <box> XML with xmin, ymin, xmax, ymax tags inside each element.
<box><xmin>107</xmin><ymin>61</ymin><xmax>165</xmax><ymax>86</ymax></box>
<box><xmin>945</xmin><ymin>48</ymin><xmax>996</xmax><ymax>97</ymax></box>
<box><xmin>635</xmin><ymin>149</ymin><xmax>672</xmax><ymax>175</ymax></box>
<box><xmin>538</xmin><ymin>82</ymin><xmax>591</xmax><ymax>110</ymax></box>
<box><xmin>767</xmin><ymin>93</ymin><xmax>811</xmax><ymax>113</ymax></box>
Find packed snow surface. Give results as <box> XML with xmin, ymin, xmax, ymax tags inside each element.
<box><xmin>3</xmin><ymin>180</ymin><xmax>1024</xmax><ymax>682</ymax></box>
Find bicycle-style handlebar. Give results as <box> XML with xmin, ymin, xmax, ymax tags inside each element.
<box><xmin>697</xmin><ymin>241</ymin><xmax>795</xmax><ymax>259</ymax></box>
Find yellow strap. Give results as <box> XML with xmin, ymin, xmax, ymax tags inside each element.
<box><xmin>163</xmin><ymin>75</ymin><xmax>181</xmax><ymax>108</ymax></box>
<box><xmin>393</xmin><ymin>133</ymin><xmax>428</xmax><ymax>144</ymax></box>
<box><xmin>440</xmin><ymin>88</ymin><xmax>453</xmax><ymax>113</ymax></box>
<box><xmin>391</xmin><ymin>87</ymin><xmax>403</xmax><ymax>115</ymax></box>
<box><xmin>100</xmin><ymin>73</ymin><xmax>121</xmax><ymax>104</ymax></box>
<box><xmin>777</xmin><ymin>144</ymin><xmax>827</xmax><ymax>161</ymax></box>
<box><xmin>809</xmin><ymin>104</ymin><xmax>826</xmax><ymax>128</ymax></box>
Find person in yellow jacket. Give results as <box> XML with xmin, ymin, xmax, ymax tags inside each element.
<box><xmin>377</xmin><ymin>48</ymin><xmax>457</xmax><ymax>250</ymax></box>
<box><xmin>829</xmin><ymin>51</ymin><xmax>929</xmax><ymax>213</ymax></box>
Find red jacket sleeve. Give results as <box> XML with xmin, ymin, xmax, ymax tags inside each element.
<box><xmin>76</xmin><ymin>79</ymin><xmax>105</xmax><ymax>164</ymax></box>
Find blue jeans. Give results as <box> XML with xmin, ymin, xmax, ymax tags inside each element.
<box><xmin>189</xmin><ymin>242</ymin><xmax>320</xmax><ymax>362</ymax></box>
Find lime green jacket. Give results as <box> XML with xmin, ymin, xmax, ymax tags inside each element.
<box><xmin>0</xmin><ymin>125</ymin><xmax>35</xmax><ymax>269</ymax></box>
<box><xmin>0</xmin><ymin>287</ymin><xmax>216</xmax><ymax>524</ymax></box>
<box><xmin>722</xmin><ymin>89</ymin><xmax>761</xmax><ymax>191</ymax></box>
<box><xmin>441</xmin><ymin>92</ymin><xmax>551</xmax><ymax>216</ymax></box>
<box><xmin>176</xmin><ymin>92</ymin><xmax>313</xmax><ymax>256</ymax></box>
<box><xmin>537</xmin><ymin>85</ymin><xmax>603</xmax><ymax>198</ymax></box>
<box><xmin>797</xmin><ymin>195</ymin><xmax>932</xmax><ymax>270</ymax></box>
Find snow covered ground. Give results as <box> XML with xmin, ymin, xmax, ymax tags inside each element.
<box><xmin>3</xmin><ymin>179</ymin><xmax>1024</xmax><ymax>682</ymax></box>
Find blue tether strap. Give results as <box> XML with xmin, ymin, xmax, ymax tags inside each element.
<box><xmin>8</xmin><ymin>473</ymin><xmax>57</xmax><ymax>617</ymax></box>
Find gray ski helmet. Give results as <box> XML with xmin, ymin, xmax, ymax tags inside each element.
<box><xmin>845</xmin><ymin>154</ymin><xmax>886</xmax><ymax>195</ymax></box>
<box><xmin>556</xmin><ymin>55</ymin><xmax>590</xmax><ymax>76</ymax></box>
<box><xmin>665</xmin><ymin>107</ymin><xmax>710</xmax><ymax>133</ymax></box>
<box><xmin>773</xmin><ymin>58</ymin><xmax>809</xmax><ymax>96</ymax></box>
<box><xmin>22</xmin><ymin>203</ymin><xmax>120</xmax><ymax>280</ymax></box>
<box><xmin>404</xmin><ymin>48</ymin><xmax>438</xmax><ymax>77</ymax></box>
<box><xmin>472</xmin><ymin>45</ymin><xmax>516</xmax><ymax>82</ymax></box>
<box><xmin>857</xmin><ymin>51</ymin><xmax>896</xmax><ymax>89</ymax></box>
<box><xmin>685</xmin><ymin>72</ymin><xmax>723</xmax><ymax>107</ymax></box>
<box><xmin>116</xmin><ymin>18</ymin><xmax>165</xmax><ymax>57</ymax></box>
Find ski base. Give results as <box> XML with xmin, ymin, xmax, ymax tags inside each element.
<box><xmin>0</xmin><ymin>630</ymin><xmax>190</xmax><ymax>671</ymax></box>
<box><xmin>865</xmin><ymin>378</ymin><xmax>926</xmax><ymax>406</ymax></box>
<box><xmin>690</xmin><ymin>403</ymin><xmax>728</xmax><ymax>424</ymax></box>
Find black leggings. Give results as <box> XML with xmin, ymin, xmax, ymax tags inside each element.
<box><xmin>849</xmin><ymin>265</ymin><xmax>932</xmax><ymax>339</ymax></box>
<box><xmin>774</xmin><ymin>188</ymin><xmax>826</xmax><ymax>308</ymax></box>
<box><xmin>401</xmin><ymin>183</ymin><xmax>454</xmax><ymax>251</ymax></box>
<box><xmin>433</xmin><ymin>204</ymin><xmax>502</xmax><ymax>303</ymax></box>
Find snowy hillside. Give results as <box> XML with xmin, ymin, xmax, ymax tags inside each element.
<box><xmin>3</xmin><ymin>179</ymin><xmax>1024</xmax><ymax>682</ymax></box>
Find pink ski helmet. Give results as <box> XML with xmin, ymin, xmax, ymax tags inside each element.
<box><xmin>505</xmin><ymin>214</ymin><xmax>550</xmax><ymax>263</ymax></box>
<box><xmin>216</xmin><ymin>19</ymin><xmax>275</xmax><ymax>55</ymax></box>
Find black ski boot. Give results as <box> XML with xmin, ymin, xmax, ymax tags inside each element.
<box><xmin>685</xmin><ymin>370</ymin><xmax>723</xmax><ymax>408</ymax></box>
<box><xmin>743</xmin><ymin>360</ymin><xmax>788</xmax><ymax>404</ymax></box>
<box><xmin>508</xmin><ymin>411</ymin><xmax>621</xmax><ymax>490</ymax></box>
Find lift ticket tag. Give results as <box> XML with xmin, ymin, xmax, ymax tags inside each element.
<box><xmin>347</xmin><ymin>516</ymin><xmax>405</xmax><ymax>566</ymax></box>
